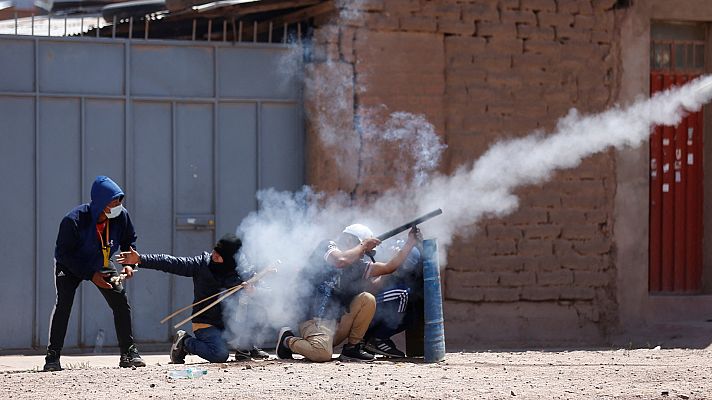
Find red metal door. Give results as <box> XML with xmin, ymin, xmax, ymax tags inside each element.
<box><xmin>649</xmin><ymin>36</ymin><xmax>705</xmax><ymax>293</ymax></box>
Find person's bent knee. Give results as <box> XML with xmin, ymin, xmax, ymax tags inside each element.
<box><xmin>356</xmin><ymin>292</ymin><xmax>376</xmax><ymax>311</ymax></box>
<box><xmin>204</xmin><ymin>350</ymin><xmax>230</xmax><ymax>363</ymax></box>
<box><xmin>306</xmin><ymin>348</ymin><xmax>332</xmax><ymax>362</ymax></box>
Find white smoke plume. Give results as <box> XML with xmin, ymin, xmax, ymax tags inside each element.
<box><xmin>222</xmin><ymin>76</ymin><xmax>712</xmax><ymax>349</ymax></box>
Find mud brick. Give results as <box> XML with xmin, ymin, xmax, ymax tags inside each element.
<box><xmin>446</xmin><ymin>285</ymin><xmax>485</xmax><ymax>301</ymax></box>
<box><xmin>573</xmin><ymin>271</ymin><xmax>611</xmax><ymax>287</ymax></box>
<box><xmin>438</xmin><ymin>18</ymin><xmax>476</xmax><ymax>35</ymax></box>
<box><xmin>548</xmin><ymin>209</ymin><xmax>587</xmax><ymax>224</ymax></box>
<box><xmin>592</xmin><ymin>0</ymin><xmax>617</xmax><ymax>11</ymax></box>
<box><xmin>523</xmin><ymin>39</ymin><xmax>562</xmax><ymax>57</ymax></box>
<box><xmin>483</xmin><ymin>287</ymin><xmax>521</xmax><ymax>302</ymax></box>
<box><xmin>518</xmin><ymin>239</ymin><xmax>554</xmax><ymax>257</ymax></box>
<box><xmin>384</xmin><ymin>0</ymin><xmax>421</xmax><ymax>13</ymax></box>
<box><xmin>499</xmin><ymin>271</ymin><xmax>536</xmax><ymax>286</ymax></box>
<box><xmin>521</xmin><ymin>286</ymin><xmax>561</xmax><ymax>301</ymax></box>
<box><xmin>537</xmin><ymin>270</ymin><xmax>574</xmax><ymax>285</ymax></box>
<box><xmin>557</xmin><ymin>0</ymin><xmax>580</xmax><ymax>13</ymax></box>
<box><xmin>524</xmin><ymin>255</ymin><xmax>563</xmax><ymax>271</ymax></box>
<box><xmin>574</xmin><ymin>14</ymin><xmax>596</xmax><ymax>29</ymax></box>
<box><xmin>364</xmin><ymin>13</ymin><xmax>400</xmax><ymax>30</ymax></box>
<box><xmin>499</xmin><ymin>0</ymin><xmax>521</xmax><ymax>10</ymax></box>
<box><xmin>573</xmin><ymin>238</ymin><xmax>612</xmax><ymax>255</ymax></box>
<box><xmin>559</xmin><ymin>287</ymin><xmax>595</xmax><ymax>300</ymax></box>
<box><xmin>553</xmin><ymin>239</ymin><xmax>576</xmax><ymax>257</ymax></box>
<box><xmin>577</xmin><ymin>0</ymin><xmax>594</xmax><ymax>14</ymax></box>
<box><xmin>479</xmin><ymin>255</ymin><xmax>527</xmax><ymax>272</ymax></box>
<box><xmin>556</xmin><ymin>26</ymin><xmax>592</xmax><ymax>42</ymax></box>
<box><xmin>538</xmin><ymin>12</ymin><xmax>574</xmax><ymax>28</ymax></box>
<box><xmin>400</xmin><ymin>15</ymin><xmax>437</xmax><ymax>32</ymax></box>
<box><xmin>511</xmin><ymin>51</ymin><xmax>552</xmax><ymax>67</ymax></box>
<box><xmin>420</xmin><ymin>2</ymin><xmax>462</xmax><ymax>19</ymax></box>
<box><xmin>486</xmin><ymin>37</ymin><xmax>524</xmax><ymax>53</ymax></box>
<box><xmin>446</xmin><ymin>35</ymin><xmax>487</xmax><ymax>52</ymax></box>
<box><xmin>585</xmin><ymin>210</ymin><xmax>609</xmax><ymax>224</ymax></box>
<box><xmin>447</xmin><ymin>269</ymin><xmax>500</xmax><ymax>286</ymax></box>
<box><xmin>487</xmin><ymin>224</ymin><xmax>523</xmax><ymax>239</ymax></box>
<box><xmin>562</xmin><ymin>224</ymin><xmax>599</xmax><ymax>240</ymax></box>
<box><xmin>524</xmin><ymin>224</ymin><xmax>562</xmax><ymax>239</ymax></box>
<box><xmin>462</xmin><ymin>2</ymin><xmax>499</xmax><ymax>22</ymax></box>
<box><xmin>339</xmin><ymin>27</ymin><xmax>356</xmax><ymax>63</ymax></box>
<box><xmin>521</xmin><ymin>0</ymin><xmax>556</xmax><ymax>11</ymax></box>
<box><xmin>477</xmin><ymin>21</ymin><xmax>517</xmax><ymax>38</ymax></box>
<box><xmin>501</xmin><ymin>10</ymin><xmax>538</xmax><ymax>25</ymax></box>
<box><xmin>559</xmin><ymin>254</ymin><xmax>603</xmax><ymax>270</ymax></box>
<box><xmin>506</xmin><ymin>207</ymin><xmax>549</xmax><ymax>225</ymax></box>
<box><xmin>522</xmin><ymin>190</ymin><xmax>562</xmax><ymax>208</ymax></box>
<box><xmin>517</xmin><ymin>24</ymin><xmax>555</xmax><ymax>40</ymax></box>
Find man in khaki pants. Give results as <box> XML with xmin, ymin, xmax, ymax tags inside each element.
<box><xmin>276</xmin><ymin>224</ymin><xmax>421</xmax><ymax>362</ymax></box>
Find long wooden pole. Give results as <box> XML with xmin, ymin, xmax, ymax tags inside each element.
<box><xmin>172</xmin><ymin>266</ymin><xmax>276</xmax><ymax>329</ymax></box>
<box><xmin>160</xmin><ymin>283</ymin><xmax>242</xmax><ymax>324</ymax></box>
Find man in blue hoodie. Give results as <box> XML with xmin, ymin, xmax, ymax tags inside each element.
<box><xmin>43</xmin><ymin>176</ymin><xmax>145</xmax><ymax>371</ymax></box>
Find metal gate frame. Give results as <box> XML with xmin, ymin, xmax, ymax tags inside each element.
<box><xmin>0</xmin><ymin>33</ymin><xmax>304</xmax><ymax>350</ymax></box>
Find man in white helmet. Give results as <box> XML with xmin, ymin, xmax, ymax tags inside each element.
<box><xmin>275</xmin><ymin>224</ymin><xmax>421</xmax><ymax>362</ymax></box>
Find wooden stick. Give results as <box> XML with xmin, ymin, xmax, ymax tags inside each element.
<box><xmin>160</xmin><ymin>283</ymin><xmax>242</xmax><ymax>324</ymax></box>
<box><xmin>172</xmin><ymin>266</ymin><xmax>277</xmax><ymax>329</ymax></box>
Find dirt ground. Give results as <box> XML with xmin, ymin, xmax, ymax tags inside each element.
<box><xmin>1</xmin><ymin>348</ymin><xmax>710</xmax><ymax>399</ymax></box>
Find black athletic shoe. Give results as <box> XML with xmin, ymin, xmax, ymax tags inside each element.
<box><xmin>275</xmin><ymin>327</ymin><xmax>294</xmax><ymax>360</ymax></box>
<box><xmin>43</xmin><ymin>349</ymin><xmax>62</xmax><ymax>372</ymax></box>
<box><xmin>234</xmin><ymin>348</ymin><xmax>251</xmax><ymax>361</ymax></box>
<box><xmin>364</xmin><ymin>338</ymin><xmax>405</xmax><ymax>358</ymax></box>
<box><xmin>119</xmin><ymin>344</ymin><xmax>146</xmax><ymax>368</ymax></box>
<box><xmin>250</xmin><ymin>346</ymin><xmax>270</xmax><ymax>359</ymax></box>
<box><xmin>170</xmin><ymin>330</ymin><xmax>188</xmax><ymax>364</ymax></box>
<box><xmin>339</xmin><ymin>342</ymin><xmax>375</xmax><ymax>362</ymax></box>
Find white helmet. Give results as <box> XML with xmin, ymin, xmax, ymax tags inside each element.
<box><xmin>342</xmin><ymin>224</ymin><xmax>374</xmax><ymax>242</ymax></box>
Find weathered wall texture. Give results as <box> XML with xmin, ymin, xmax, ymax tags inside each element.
<box><xmin>305</xmin><ymin>0</ymin><xmax>623</xmax><ymax>348</ymax></box>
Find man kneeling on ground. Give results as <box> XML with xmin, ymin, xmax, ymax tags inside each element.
<box><xmin>276</xmin><ymin>225</ymin><xmax>421</xmax><ymax>362</ymax></box>
<box><xmin>117</xmin><ymin>233</ymin><xmax>268</xmax><ymax>363</ymax></box>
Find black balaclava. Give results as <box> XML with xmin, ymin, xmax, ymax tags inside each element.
<box><xmin>211</xmin><ymin>233</ymin><xmax>241</xmax><ymax>275</ymax></box>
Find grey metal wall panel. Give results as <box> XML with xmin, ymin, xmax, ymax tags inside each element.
<box><xmin>38</xmin><ymin>97</ymin><xmax>81</xmax><ymax>348</ymax></box>
<box><xmin>176</xmin><ymin>103</ymin><xmax>213</xmax><ymax>214</ymax></box>
<box><xmin>0</xmin><ymin>40</ymin><xmax>34</xmax><ymax>92</ymax></box>
<box><xmin>217</xmin><ymin>102</ymin><xmax>258</xmax><ymax>236</ymax></box>
<box><xmin>132</xmin><ymin>101</ymin><xmax>173</xmax><ymax>342</ymax></box>
<box><xmin>131</xmin><ymin>45</ymin><xmax>213</xmax><ymax>98</ymax></box>
<box><xmin>38</xmin><ymin>41</ymin><xmax>124</xmax><ymax>95</ymax></box>
<box><xmin>218</xmin><ymin>47</ymin><xmax>300</xmax><ymax>99</ymax></box>
<box><xmin>0</xmin><ymin>36</ymin><xmax>303</xmax><ymax>352</ymax></box>
<box><xmin>81</xmin><ymin>99</ymin><xmax>126</xmax><ymax>348</ymax></box>
<box><xmin>259</xmin><ymin>103</ymin><xmax>303</xmax><ymax>192</ymax></box>
<box><xmin>0</xmin><ymin>97</ymin><xmax>35</xmax><ymax>349</ymax></box>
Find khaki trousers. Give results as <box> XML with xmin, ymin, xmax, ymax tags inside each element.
<box><xmin>288</xmin><ymin>292</ymin><xmax>376</xmax><ymax>362</ymax></box>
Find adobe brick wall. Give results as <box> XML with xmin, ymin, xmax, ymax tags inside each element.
<box><xmin>305</xmin><ymin>0</ymin><xmax>623</xmax><ymax>348</ymax></box>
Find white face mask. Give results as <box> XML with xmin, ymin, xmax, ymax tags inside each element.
<box><xmin>105</xmin><ymin>205</ymin><xmax>123</xmax><ymax>219</ymax></box>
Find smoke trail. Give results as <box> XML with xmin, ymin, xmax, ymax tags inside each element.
<box><xmin>411</xmin><ymin>76</ymin><xmax>712</xmax><ymax>252</ymax></box>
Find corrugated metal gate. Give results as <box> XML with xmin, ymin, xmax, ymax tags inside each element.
<box><xmin>649</xmin><ymin>23</ymin><xmax>705</xmax><ymax>293</ymax></box>
<box><xmin>0</xmin><ymin>34</ymin><xmax>303</xmax><ymax>351</ymax></box>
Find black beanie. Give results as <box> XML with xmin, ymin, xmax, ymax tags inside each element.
<box><xmin>214</xmin><ymin>233</ymin><xmax>242</xmax><ymax>268</ymax></box>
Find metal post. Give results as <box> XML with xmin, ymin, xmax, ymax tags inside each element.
<box><xmin>14</xmin><ymin>12</ymin><xmax>17</xmax><ymax>35</ymax></box>
<box><xmin>144</xmin><ymin>18</ymin><xmax>149</xmax><ymax>40</ymax></box>
<box><xmin>268</xmin><ymin>21</ymin><xmax>272</xmax><ymax>43</ymax></box>
<box><xmin>222</xmin><ymin>20</ymin><xmax>227</xmax><ymax>42</ymax></box>
<box><xmin>112</xmin><ymin>15</ymin><xmax>116</xmax><ymax>39</ymax></box>
<box><xmin>31</xmin><ymin>14</ymin><xmax>34</xmax><ymax>36</ymax></box>
<box><xmin>97</xmin><ymin>16</ymin><xmax>100</xmax><ymax>38</ymax></box>
<box><xmin>252</xmin><ymin>20</ymin><xmax>257</xmax><ymax>43</ymax></box>
<box><xmin>192</xmin><ymin>19</ymin><xmax>196</xmax><ymax>41</ymax></box>
<box><xmin>238</xmin><ymin>20</ymin><xmax>242</xmax><ymax>42</ymax></box>
<box><xmin>64</xmin><ymin>15</ymin><xmax>67</xmax><ymax>36</ymax></box>
<box><xmin>207</xmin><ymin>19</ymin><xmax>212</xmax><ymax>42</ymax></box>
<box><xmin>231</xmin><ymin>17</ymin><xmax>237</xmax><ymax>43</ymax></box>
<box><xmin>47</xmin><ymin>15</ymin><xmax>50</xmax><ymax>36</ymax></box>
<box><xmin>422</xmin><ymin>239</ymin><xmax>446</xmax><ymax>363</ymax></box>
<box><xmin>297</xmin><ymin>22</ymin><xmax>301</xmax><ymax>44</ymax></box>
<box><xmin>282</xmin><ymin>22</ymin><xmax>287</xmax><ymax>43</ymax></box>
<box><xmin>80</xmin><ymin>17</ymin><xmax>83</xmax><ymax>36</ymax></box>
<box><xmin>128</xmin><ymin>17</ymin><xmax>133</xmax><ymax>39</ymax></box>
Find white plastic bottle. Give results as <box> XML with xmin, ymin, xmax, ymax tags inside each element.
<box><xmin>168</xmin><ymin>368</ymin><xmax>207</xmax><ymax>379</ymax></box>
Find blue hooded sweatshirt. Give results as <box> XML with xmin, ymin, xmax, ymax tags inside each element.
<box><xmin>54</xmin><ymin>176</ymin><xmax>137</xmax><ymax>280</ymax></box>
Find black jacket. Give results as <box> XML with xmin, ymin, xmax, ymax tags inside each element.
<box><xmin>140</xmin><ymin>252</ymin><xmax>243</xmax><ymax>329</ymax></box>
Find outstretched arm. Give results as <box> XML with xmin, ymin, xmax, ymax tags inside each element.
<box><xmin>117</xmin><ymin>248</ymin><xmax>202</xmax><ymax>277</ymax></box>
